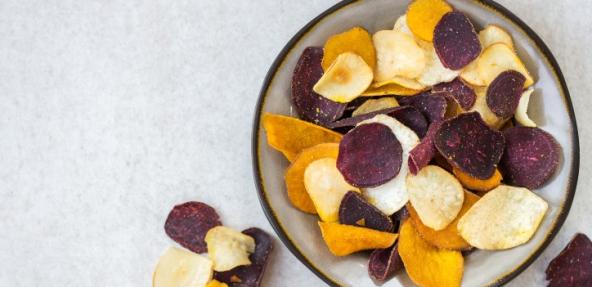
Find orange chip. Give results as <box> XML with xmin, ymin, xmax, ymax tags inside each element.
<box><xmin>285</xmin><ymin>143</ymin><xmax>339</xmax><ymax>214</ymax></box>
<box><xmin>318</xmin><ymin>221</ymin><xmax>398</xmax><ymax>256</ymax></box>
<box><xmin>407</xmin><ymin>0</ymin><xmax>453</xmax><ymax>42</ymax></box>
<box><xmin>262</xmin><ymin>113</ymin><xmax>342</xmax><ymax>162</ymax></box>
<box><xmin>453</xmin><ymin>167</ymin><xmax>502</xmax><ymax>193</ymax></box>
<box><xmin>408</xmin><ymin>191</ymin><xmax>480</xmax><ymax>250</ymax></box>
<box><xmin>361</xmin><ymin>83</ymin><xmax>421</xmax><ymax>97</ymax></box>
<box><xmin>398</xmin><ymin>219</ymin><xmax>464</xmax><ymax>287</ymax></box>
<box><xmin>205</xmin><ymin>280</ymin><xmax>228</xmax><ymax>287</ymax></box>
<box><xmin>322</xmin><ymin>27</ymin><xmax>376</xmax><ymax>71</ymax></box>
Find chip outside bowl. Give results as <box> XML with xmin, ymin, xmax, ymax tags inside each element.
<box><xmin>252</xmin><ymin>0</ymin><xmax>579</xmax><ymax>286</ymax></box>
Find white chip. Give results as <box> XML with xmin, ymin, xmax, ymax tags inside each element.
<box><xmin>467</xmin><ymin>86</ymin><xmax>506</xmax><ymax>129</ymax></box>
<box><xmin>393</xmin><ymin>15</ymin><xmax>412</xmax><ymax>35</ymax></box>
<box><xmin>352</xmin><ymin>97</ymin><xmax>399</xmax><ymax>117</ymax></box>
<box><xmin>304</xmin><ymin>157</ymin><xmax>360</xmax><ymax>222</ymax></box>
<box><xmin>460</xmin><ymin>59</ymin><xmax>485</xmax><ymax>86</ymax></box>
<box><xmin>373</xmin><ymin>30</ymin><xmax>426</xmax><ymax>82</ymax></box>
<box><xmin>153</xmin><ymin>246</ymin><xmax>213</xmax><ymax>287</ymax></box>
<box><xmin>406</xmin><ymin>165</ymin><xmax>464</xmax><ymax>230</ymax></box>
<box><xmin>479</xmin><ymin>24</ymin><xmax>514</xmax><ymax>49</ymax></box>
<box><xmin>515</xmin><ymin>87</ymin><xmax>537</xmax><ymax>127</ymax></box>
<box><xmin>205</xmin><ymin>226</ymin><xmax>256</xmax><ymax>272</ymax></box>
<box><xmin>359</xmin><ymin>114</ymin><xmax>420</xmax><ymax>215</ymax></box>
<box><xmin>313</xmin><ymin>52</ymin><xmax>373</xmax><ymax>103</ymax></box>
<box><xmin>416</xmin><ymin>41</ymin><xmax>460</xmax><ymax>87</ymax></box>
<box><xmin>457</xmin><ymin>185</ymin><xmax>548</xmax><ymax>250</ymax></box>
<box><xmin>477</xmin><ymin>43</ymin><xmax>534</xmax><ymax>87</ymax></box>
<box><xmin>373</xmin><ymin>76</ymin><xmax>426</xmax><ymax>90</ymax></box>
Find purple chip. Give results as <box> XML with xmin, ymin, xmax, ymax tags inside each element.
<box><xmin>214</xmin><ymin>228</ymin><xmax>273</xmax><ymax>287</ymax></box>
<box><xmin>546</xmin><ymin>233</ymin><xmax>592</xmax><ymax>287</ymax></box>
<box><xmin>500</xmin><ymin>127</ymin><xmax>560</xmax><ymax>189</ymax></box>
<box><xmin>337</xmin><ymin>123</ymin><xmax>403</xmax><ymax>187</ymax></box>
<box><xmin>408</xmin><ymin>121</ymin><xmax>444</xmax><ymax>175</ymax></box>
<box><xmin>291</xmin><ymin>47</ymin><xmax>346</xmax><ymax>126</ymax></box>
<box><xmin>433</xmin><ymin>78</ymin><xmax>477</xmax><ymax>110</ymax></box>
<box><xmin>339</xmin><ymin>191</ymin><xmax>394</xmax><ymax>232</ymax></box>
<box><xmin>368</xmin><ymin>244</ymin><xmax>404</xmax><ymax>283</ymax></box>
<box><xmin>397</xmin><ymin>92</ymin><xmax>448</xmax><ymax>123</ymax></box>
<box><xmin>486</xmin><ymin>70</ymin><xmax>526</xmax><ymax>118</ymax></box>
<box><xmin>435</xmin><ymin>112</ymin><xmax>505</xmax><ymax>179</ymax></box>
<box><xmin>328</xmin><ymin>106</ymin><xmax>428</xmax><ymax>138</ymax></box>
<box><xmin>164</xmin><ymin>201</ymin><xmax>222</xmax><ymax>253</ymax></box>
<box><xmin>434</xmin><ymin>11</ymin><xmax>482</xmax><ymax>70</ymax></box>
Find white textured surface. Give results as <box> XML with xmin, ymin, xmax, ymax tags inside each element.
<box><xmin>0</xmin><ymin>0</ymin><xmax>589</xmax><ymax>286</ymax></box>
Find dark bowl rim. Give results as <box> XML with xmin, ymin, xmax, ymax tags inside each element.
<box><xmin>251</xmin><ymin>1</ymin><xmax>580</xmax><ymax>286</ymax></box>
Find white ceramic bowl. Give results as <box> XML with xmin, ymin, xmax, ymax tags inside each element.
<box><xmin>252</xmin><ymin>1</ymin><xmax>579</xmax><ymax>286</ymax></box>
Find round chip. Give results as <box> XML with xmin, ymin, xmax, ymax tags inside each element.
<box><xmin>434</xmin><ymin>11</ymin><xmax>482</xmax><ymax>70</ymax></box>
<box><xmin>406</xmin><ymin>0</ymin><xmax>453</xmax><ymax>42</ymax></box>
<box><xmin>457</xmin><ymin>185</ymin><xmax>549</xmax><ymax>250</ymax></box>
<box><xmin>477</xmin><ymin>43</ymin><xmax>534</xmax><ymax>87</ymax></box>
<box><xmin>500</xmin><ymin>127</ymin><xmax>560</xmax><ymax>189</ymax></box>
<box><xmin>321</xmin><ymin>26</ymin><xmax>376</xmax><ymax>71</ymax></box>
<box><xmin>486</xmin><ymin>70</ymin><xmax>526</xmax><ymax>118</ymax></box>
<box><xmin>515</xmin><ymin>87</ymin><xmax>537</xmax><ymax>127</ymax></box>
<box><xmin>337</xmin><ymin>123</ymin><xmax>403</xmax><ymax>187</ymax></box>
<box><xmin>373</xmin><ymin>30</ymin><xmax>426</xmax><ymax>81</ymax></box>
<box><xmin>435</xmin><ymin>112</ymin><xmax>505</xmax><ymax>180</ymax></box>
<box><xmin>406</xmin><ymin>165</ymin><xmax>464</xmax><ymax>230</ymax></box>
<box><xmin>164</xmin><ymin>201</ymin><xmax>222</xmax><ymax>253</ymax></box>
<box><xmin>291</xmin><ymin>47</ymin><xmax>346</xmax><ymax>126</ymax></box>
<box><xmin>313</xmin><ymin>52</ymin><xmax>374</xmax><ymax>103</ymax></box>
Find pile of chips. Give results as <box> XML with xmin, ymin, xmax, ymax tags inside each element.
<box><xmin>153</xmin><ymin>202</ymin><xmax>273</xmax><ymax>287</ymax></box>
<box><xmin>262</xmin><ymin>0</ymin><xmax>567</xmax><ymax>286</ymax></box>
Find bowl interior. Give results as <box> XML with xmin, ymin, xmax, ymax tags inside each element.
<box><xmin>254</xmin><ymin>0</ymin><xmax>577</xmax><ymax>286</ymax></box>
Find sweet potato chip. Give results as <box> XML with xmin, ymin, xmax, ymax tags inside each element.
<box><xmin>486</xmin><ymin>70</ymin><xmax>526</xmax><ymax>118</ymax></box>
<box><xmin>408</xmin><ymin>121</ymin><xmax>443</xmax><ymax>175</ymax></box>
<box><xmin>318</xmin><ymin>221</ymin><xmax>398</xmax><ymax>256</ymax></box>
<box><xmin>434</xmin><ymin>11</ymin><xmax>481</xmax><ymax>70</ymax></box>
<box><xmin>368</xmin><ymin>243</ymin><xmax>404</xmax><ymax>282</ymax></box>
<box><xmin>313</xmin><ymin>52</ymin><xmax>374</xmax><ymax>103</ymax></box>
<box><xmin>477</xmin><ymin>43</ymin><xmax>534</xmax><ymax>87</ymax></box>
<box><xmin>262</xmin><ymin>113</ymin><xmax>342</xmax><ymax>162</ymax></box>
<box><xmin>352</xmin><ymin>97</ymin><xmax>399</xmax><ymax>117</ymax></box>
<box><xmin>285</xmin><ymin>143</ymin><xmax>339</xmax><ymax>214</ymax></box>
<box><xmin>362</xmin><ymin>82</ymin><xmax>421</xmax><ymax>97</ymax></box>
<box><xmin>165</xmin><ymin>201</ymin><xmax>222</xmax><ymax>254</ymax></box>
<box><xmin>453</xmin><ymin>167</ymin><xmax>502</xmax><ymax>192</ymax></box>
<box><xmin>515</xmin><ymin>87</ymin><xmax>537</xmax><ymax>127</ymax></box>
<box><xmin>205</xmin><ymin>280</ymin><xmax>228</xmax><ymax>287</ymax></box>
<box><xmin>458</xmin><ymin>185</ymin><xmax>548</xmax><ymax>250</ymax></box>
<box><xmin>398</xmin><ymin>92</ymin><xmax>448</xmax><ymax>123</ymax></box>
<box><xmin>546</xmin><ymin>233</ymin><xmax>592</xmax><ymax>287</ymax></box>
<box><xmin>322</xmin><ymin>26</ymin><xmax>376</xmax><ymax>71</ymax></box>
<box><xmin>398</xmin><ymin>220</ymin><xmax>464</xmax><ymax>287</ymax></box>
<box><xmin>406</xmin><ymin>0</ymin><xmax>453</xmax><ymax>42</ymax></box>
<box><xmin>339</xmin><ymin>191</ymin><xmax>394</xmax><ymax>232</ymax></box>
<box><xmin>408</xmin><ymin>191</ymin><xmax>479</xmax><ymax>250</ymax></box>
<box><xmin>433</xmin><ymin>78</ymin><xmax>476</xmax><ymax>110</ymax></box>
<box><xmin>373</xmin><ymin>30</ymin><xmax>426</xmax><ymax>81</ymax></box>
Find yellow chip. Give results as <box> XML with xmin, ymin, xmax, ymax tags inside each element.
<box><xmin>398</xmin><ymin>220</ymin><xmax>464</xmax><ymax>287</ymax></box>
<box><xmin>407</xmin><ymin>0</ymin><xmax>453</xmax><ymax>42</ymax></box>
<box><xmin>352</xmin><ymin>97</ymin><xmax>399</xmax><ymax>116</ymax></box>
<box><xmin>285</xmin><ymin>143</ymin><xmax>339</xmax><ymax>214</ymax></box>
<box><xmin>318</xmin><ymin>221</ymin><xmax>398</xmax><ymax>256</ymax></box>
<box><xmin>515</xmin><ymin>87</ymin><xmax>537</xmax><ymax>127</ymax></box>
<box><xmin>322</xmin><ymin>26</ymin><xmax>376</xmax><ymax>71</ymax></box>
<box><xmin>313</xmin><ymin>52</ymin><xmax>374</xmax><ymax>103</ymax></box>
<box><xmin>453</xmin><ymin>167</ymin><xmax>502</xmax><ymax>193</ymax></box>
<box><xmin>373</xmin><ymin>76</ymin><xmax>426</xmax><ymax>91</ymax></box>
<box><xmin>373</xmin><ymin>30</ymin><xmax>426</xmax><ymax>81</ymax></box>
<box><xmin>466</xmin><ymin>86</ymin><xmax>506</xmax><ymax>129</ymax></box>
<box><xmin>477</xmin><ymin>43</ymin><xmax>534</xmax><ymax>87</ymax></box>
<box><xmin>205</xmin><ymin>280</ymin><xmax>228</xmax><ymax>287</ymax></box>
<box><xmin>479</xmin><ymin>24</ymin><xmax>514</xmax><ymax>49</ymax></box>
<box><xmin>304</xmin><ymin>158</ymin><xmax>360</xmax><ymax>222</ymax></box>
<box><xmin>459</xmin><ymin>59</ymin><xmax>485</xmax><ymax>86</ymax></box>
<box><xmin>406</xmin><ymin>165</ymin><xmax>464</xmax><ymax>231</ymax></box>
<box><xmin>361</xmin><ymin>83</ymin><xmax>421</xmax><ymax>97</ymax></box>
<box><xmin>153</xmin><ymin>246</ymin><xmax>213</xmax><ymax>287</ymax></box>
<box><xmin>457</xmin><ymin>185</ymin><xmax>548</xmax><ymax>250</ymax></box>
<box><xmin>262</xmin><ymin>113</ymin><xmax>342</xmax><ymax>162</ymax></box>
<box><xmin>408</xmin><ymin>191</ymin><xmax>480</xmax><ymax>250</ymax></box>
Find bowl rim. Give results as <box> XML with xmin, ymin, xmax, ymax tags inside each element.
<box><xmin>251</xmin><ymin>0</ymin><xmax>580</xmax><ymax>286</ymax></box>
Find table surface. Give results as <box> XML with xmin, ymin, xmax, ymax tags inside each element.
<box><xmin>0</xmin><ymin>0</ymin><xmax>590</xmax><ymax>286</ymax></box>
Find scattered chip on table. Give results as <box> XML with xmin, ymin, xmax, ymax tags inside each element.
<box><xmin>546</xmin><ymin>233</ymin><xmax>592</xmax><ymax>287</ymax></box>
<box><xmin>165</xmin><ymin>201</ymin><xmax>222</xmax><ymax>254</ymax></box>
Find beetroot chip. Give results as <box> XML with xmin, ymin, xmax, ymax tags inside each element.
<box><xmin>433</xmin><ymin>78</ymin><xmax>477</xmax><ymax>110</ymax></box>
<box><xmin>339</xmin><ymin>191</ymin><xmax>394</xmax><ymax>232</ymax></box>
<box><xmin>337</xmin><ymin>123</ymin><xmax>403</xmax><ymax>187</ymax></box>
<box><xmin>164</xmin><ymin>201</ymin><xmax>222</xmax><ymax>253</ymax></box>
<box><xmin>546</xmin><ymin>233</ymin><xmax>592</xmax><ymax>287</ymax></box>
<box><xmin>291</xmin><ymin>47</ymin><xmax>346</xmax><ymax>126</ymax></box>
<box><xmin>486</xmin><ymin>70</ymin><xmax>526</xmax><ymax>118</ymax></box>
<box><xmin>500</xmin><ymin>127</ymin><xmax>560</xmax><ymax>189</ymax></box>
<box><xmin>328</xmin><ymin>106</ymin><xmax>428</xmax><ymax>138</ymax></box>
<box><xmin>397</xmin><ymin>92</ymin><xmax>447</xmax><ymax>123</ymax></box>
<box><xmin>435</xmin><ymin>112</ymin><xmax>505</xmax><ymax>179</ymax></box>
<box><xmin>408</xmin><ymin>121</ymin><xmax>444</xmax><ymax>175</ymax></box>
<box><xmin>391</xmin><ymin>207</ymin><xmax>409</xmax><ymax>232</ymax></box>
<box><xmin>434</xmin><ymin>11</ymin><xmax>481</xmax><ymax>70</ymax></box>
<box><xmin>368</xmin><ymin>243</ymin><xmax>404</xmax><ymax>283</ymax></box>
<box><xmin>214</xmin><ymin>228</ymin><xmax>273</xmax><ymax>287</ymax></box>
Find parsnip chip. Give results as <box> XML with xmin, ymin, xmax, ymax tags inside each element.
<box><xmin>406</xmin><ymin>0</ymin><xmax>453</xmax><ymax>42</ymax></box>
<box><xmin>361</xmin><ymin>115</ymin><xmax>420</xmax><ymax>215</ymax></box>
<box><xmin>205</xmin><ymin>226</ymin><xmax>256</xmax><ymax>272</ymax></box>
<box><xmin>408</xmin><ymin>191</ymin><xmax>480</xmax><ymax>250</ymax></box>
<box><xmin>467</xmin><ymin>87</ymin><xmax>506</xmax><ymax>129</ymax></box>
<box><xmin>460</xmin><ymin>59</ymin><xmax>485</xmax><ymax>86</ymax></box>
<box><xmin>398</xmin><ymin>220</ymin><xmax>464</xmax><ymax>287</ymax></box>
<box><xmin>393</xmin><ymin>15</ymin><xmax>412</xmax><ymax>35</ymax></box>
<box><xmin>304</xmin><ymin>158</ymin><xmax>360</xmax><ymax>222</ymax></box>
<box><xmin>318</xmin><ymin>221</ymin><xmax>398</xmax><ymax>256</ymax></box>
<box><xmin>285</xmin><ymin>143</ymin><xmax>339</xmax><ymax>214</ymax></box>
<box><xmin>458</xmin><ymin>185</ymin><xmax>548</xmax><ymax>250</ymax></box>
<box><xmin>417</xmin><ymin>42</ymin><xmax>460</xmax><ymax>86</ymax></box>
<box><xmin>322</xmin><ymin>26</ymin><xmax>376</xmax><ymax>71</ymax></box>
<box><xmin>352</xmin><ymin>97</ymin><xmax>399</xmax><ymax>117</ymax></box>
<box><xmin>153</xmin><ymin>246</ymin><xmax>213</xmax><ymax>287</ymax></box>
<box><xmin>262</xmin><ymin>113</ymin><xmax>342</xmax><ymax>162</ymax></box>
<box><xmin>406</xmin><ymin>165</ymin><xmax>464</xmax><ymax>230</ymax></box>
<box><xmin>515</xmin><ymin>87</ymin><xmax>537</xmax><ymax>127</ymax></box>
<box><xmin>362</xmin><ymin>83</ymin><xmax>420</xmax><ymax>97</ymax></box>
<box><xmin>453</xmin><ymin>167</ymin><xmax>502</xmax><ymax>193</ymax></box>
<box><xmin>313</xmin><ymin>52</ymin><xmax>374</xmax><ymax>103</ymax></box>
<box><xmin>477</xmin><ymin>43</ymin><xmax>534</xmax><ymax>87</ymax></box>
<box><xmin>373</xmin><ymin>30</ymin><xmax>426</xmax><ymax>82</ymax></box>
<box><xmin>479</xmin><ymin>24</ymin><xmax>514</xmax><ymax>49</ymax></box>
